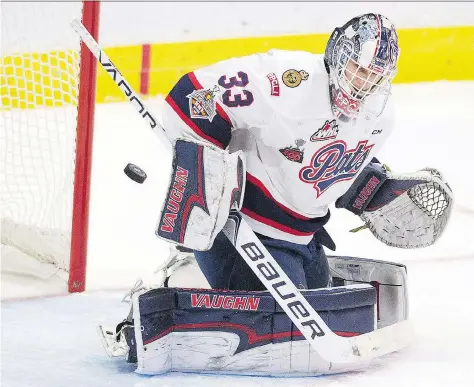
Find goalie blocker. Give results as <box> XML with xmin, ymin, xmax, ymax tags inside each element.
<box><xmin>156</xmin><ymin>139</ymin><xmax>245</xmax><ymax>251</ymax></box>
<box><xmin>99</xmin><ymin>255</ymin><xmax>408</xmax><ymax>376</ymax></box>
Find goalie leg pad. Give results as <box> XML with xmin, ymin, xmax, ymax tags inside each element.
<box><xmin>328</xmin><ymin>255</ymin><xmax>408</xmax><ymax>328</ymax></box>
<box><xmin>123</xmin><ymin>286</ymin><xmax>376</xmax><ymax>376</ymax></box>
<box><xmin>156</xmin><ymin>139</ymin><xmax>245</xmax><ymax>251</ymax></box>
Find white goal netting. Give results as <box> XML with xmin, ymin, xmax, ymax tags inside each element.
<box><xmin>1</xmin><ymin>2</ymin><xmax>85</xmax><ymax>279</ymax></box>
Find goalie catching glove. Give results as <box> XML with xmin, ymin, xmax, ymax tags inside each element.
<box><xmin>156</xmin><ymin>139</ymin><xmax>245</xmax><ymax>251</ymax></box>
<box><xmin>336</xmin><ymin>160</ymin><xmax>454</xmax><ymax>248</ymax></box>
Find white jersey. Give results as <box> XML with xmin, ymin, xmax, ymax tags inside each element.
<box><xmin>162</xmin><ymin>49</ymin><xmax>394</xmax><ymax>244</ymax></box>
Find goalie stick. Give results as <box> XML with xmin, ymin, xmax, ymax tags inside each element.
<box><xmin>71</xmin><ymin>18</ymin><xmax>413</xmax><ymax>369</ymax></box>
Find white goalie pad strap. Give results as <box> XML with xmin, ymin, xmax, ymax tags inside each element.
<box><xmin>156</xmin><ymin>138</ymin><xmax>246</xmax><ymax>251</ymax></box>
<box><xmin>361</xmin><ymin>167</ymin><xmax>454</xmax><ymax>248</ymax></box>
<box><xmin>146</xmin><ymin>245</ymin><xmax>203</xmax><ymax>289</ymax></box>
<box><xmin>97</xmin><ymin>324</ymin><xmax>129</xmax><ymax>358</ymax></box>
<box><xmin>328</xmin><ymin>255</ymin><xmax>408</xmax><ymax>328</ymax></box>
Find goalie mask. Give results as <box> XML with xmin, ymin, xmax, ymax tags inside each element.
<box><xmin>325</xmin><ymin>14</ymin><xmax>400</xmax><ymax>122</ymax></box>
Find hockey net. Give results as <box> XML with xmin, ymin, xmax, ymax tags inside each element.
<box><xmin>1</xmin><ymin>2</ymin><xmax>99</xmax><ymax>292</ymax></box>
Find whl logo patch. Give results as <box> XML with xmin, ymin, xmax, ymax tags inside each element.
<box><xmin>310</xmin><ymin>119</ymin><xmax>339</xmax><ymax>141</ymax></box>
<box><xmin>299</xmin><ymin>140</ymin><xmax>374</xmax><ymax>197</ymax></box>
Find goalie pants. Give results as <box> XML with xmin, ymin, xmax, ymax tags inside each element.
<box><xmin>194</xmin><ymin>231</ymin><xmax>330</xmax><ymax>291</ymax></box>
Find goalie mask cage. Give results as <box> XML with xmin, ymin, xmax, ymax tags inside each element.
<box><xmin>1</xmin><ymin>1</ymin><xmax>100</xmax><ymax>292</ymax></box>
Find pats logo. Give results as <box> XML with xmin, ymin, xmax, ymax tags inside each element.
<box><xmin>310</xmin><ymin>119</ymin><xmax>339</xmax><ymax>141</ymax></box>
<box><xmin>299</xmin><ymin>140</ymin><xmax>374</xmax><ymax>197</ymax></box>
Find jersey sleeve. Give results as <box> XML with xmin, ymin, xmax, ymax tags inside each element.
<box><xmin>162</xmin><ymin>53</ymin><xmax>275</xmax><ymax>149</ymax></box>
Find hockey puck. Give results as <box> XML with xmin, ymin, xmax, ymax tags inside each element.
<box><xmin>124</xmin><ymin>163</ymin><xmax>147</xmax><ymax>183</ymax></box>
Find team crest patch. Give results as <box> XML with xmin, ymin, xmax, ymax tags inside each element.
<box><xmin>187</xmin><ymin>85</ymin><xmax>220</xmax><ymax>122</ymax></box>
<box><xmin>310</xmin><ymin>119</ymin><xmax>339</xmax><ymax>141</ymax></box>
<box><xmin>279</xmin><ymin>139</ymin><xmax>306</xmax><ymax>163</ymax></box>
<box><xmin>282</xmin><ymin>69</ymin><xmax>309</xmax><ymax>88</ymax></box>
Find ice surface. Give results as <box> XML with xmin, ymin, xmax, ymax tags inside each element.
<box><xmin>2</xmin><ymin>82</ymin><xmax>474</xmax><ymax>386</ymax></box>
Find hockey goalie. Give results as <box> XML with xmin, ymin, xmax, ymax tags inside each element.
<box><xmin>98</xmin><ymin>13</ymin><xmax>453</xmax><ymax>377</ymax></box>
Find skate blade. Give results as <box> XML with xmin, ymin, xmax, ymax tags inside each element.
<box><xmin>97</xmin><ymin>324</ymin><xmax>128</xmax><ymax>358</ymax></box>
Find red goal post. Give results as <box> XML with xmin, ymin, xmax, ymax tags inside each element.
<box><xmin>70</xmin><ymin>1</ymin><xmax>100</xmax><ymax>292</ymax></box>
<box><xmin>1</xmin><ymin>1</ymin><xmax>100</xmax><ymax>292</ymax></box>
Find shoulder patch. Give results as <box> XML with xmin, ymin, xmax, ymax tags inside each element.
<box><xmin>186</xmin><ymin>86</ymin><xmax>220</xmax><ymax>122</ymax></box>
<box><xmin>282</xmin><ymin>69</ymin><xmax>309</xmax><ymax>88</ymax></box>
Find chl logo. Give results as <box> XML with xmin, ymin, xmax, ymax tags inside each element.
<box><xmin>299</xmin><ymin>140</ymin><xmax>374</xmax><ymax>197</ymax></box>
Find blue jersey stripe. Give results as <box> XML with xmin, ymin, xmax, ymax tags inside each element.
<box><xmin>242</xmin><ymin>178</ymin><xmax>331</xmax><ymax>236</ymax></box>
